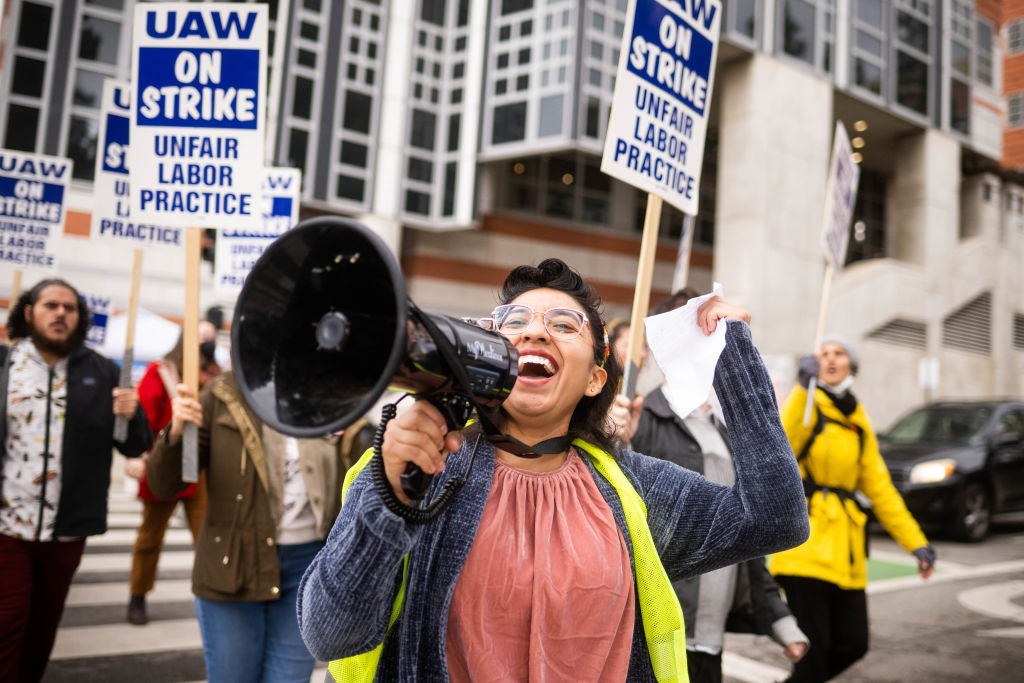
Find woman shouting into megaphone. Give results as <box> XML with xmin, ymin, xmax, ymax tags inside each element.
<box><xmin>297</xmin><ymin>258</ymin><xmax>809</xmax><ymax>683</ymax></box>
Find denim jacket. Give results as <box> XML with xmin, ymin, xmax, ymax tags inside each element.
<box><xmin>297</xmin><ymin>321</ymin><xmax>809</xmax><ymax>681</ymax></box>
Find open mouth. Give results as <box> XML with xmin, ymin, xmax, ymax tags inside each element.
<box><xmin>518</xmin><ymin>354</ymin><xmax>557</xmax><ymax>378</ymax></box>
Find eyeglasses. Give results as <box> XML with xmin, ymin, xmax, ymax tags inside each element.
<box><xmin>487</xmin><ymin>304</ymin><xmax>590</xmax><ymax>340</ymax></box>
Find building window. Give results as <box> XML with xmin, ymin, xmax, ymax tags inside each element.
<box><xmin>848</xmin><ymin>169</ymin><xmax>887</xmax><ymax>264</ymax></box>
<box><xmin>1008</xmin><ymin>93</ymin><xmax>1024</xmax><ymax>129</ymax></box>
<box><xmin>1009</xmin><ymin>19</ymin><xmax>1024</xmax><ymax>55</ymax></box>
<box><xmin>342</xmin><ymin>90</ymin><xmax>372</xmax><ymax>134</ymax></box>
<box><xmin>851</xmin><ymin>0</ymin><xmax>885</xmax><ymax>97</ymax></box>
<box><xmin>78</xmin><ymin>16</ymin><xmax>120</xmax><ymax>64</ymax></box>
<box><xmin>18</xmin><ymin>2</ymin><xmax>53</xmax><ymax>51</ymax></box>
<box><xmin>12</xmin><ymin>57</ymin><xmax>46</xmax><ymax>98</ymax></box>
<box><xmin>893</xmin><ymin>1</ymin><xmax>933</xmax><ymax>120</ymax></box>
<box><xmin>409</xmin><ymin>109</ymin><xmax>437</xmax><ymax>150</ymax></box>
<box><xmin>727</xmin><ymin>0</ymin><xmax>759</xmax><ymax>40</ymax></box>
<box><xmin>976</xmin><ymin>19</ymin><xmax>994</xmax><ymax>87</ymax></box>
<box><xmin>950</xmin><ymin>79</ymin><xmax>969</xmax><ymax>135</ymax></box>
<box><xmin>781</xmin><ymin>0</ymin><xmax>815</xmax><ymax>64</ymax></box>
<box><xmin>292</xmin><ymin>77</ymin><xmax>313</xmax><ymax>119</ymax></box>
<box><xmin>405</xmin><ymin>190</ymin><xmax>431</xmax><ymax>215</ymax></box>
<box><xmin>778</xmin><ymin>0</ymin><xmax>834</xmax><ymax>74</ymax></box>
<box><xmin>5</xmin><ymin>104</ymin><xmax>39</xmax><ymax>152</ymax></box>
<box><xmin>339</xmin><ymin>141</ymin><xmax>367</xmax><ymax>168</ymax></box>
<box><xmin>336</xmin><ymin>174</ymin><xmax>365</xmax><ymax>201</ymax></box>
<box><xmin>492</xmin><ymin>102</ymin><xmax>527</xmax><ymax>144</ymax></box>
<box><xmin>538</xmin><ymin>95</ymin><xmax>563</xmax><ymax>137</ymax></box>
<box><xmin>67</xmin><ymin>116</ymin><xmax>98</xmax><ymax>181</ymax></box>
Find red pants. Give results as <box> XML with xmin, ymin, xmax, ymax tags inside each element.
<box><xmin>129</xmin><ymin>474</ymin><xmax>205</xmax><ymax>595</ymax></box>
<box><xmin>0</xmin><ymin>533</ymin><xmax>85</xmax><ymax>683</ymax></box>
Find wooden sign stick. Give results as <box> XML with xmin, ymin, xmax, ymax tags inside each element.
<box><xmin>181</xmin><ymin>227</ymin><xmax>201</xmax><ymax>482</ymax></box>
<box><xmin>10</xmin><ymin>269</ymin><xmax>22</xmax><ymax>310</ymax></box>
<box><xmin>114</xmin><ymin>249</ymin><xmax>144</xmax><ymax>442</ymax></box>
<box><xmin>803</xmin><ymin>261</ymin><xmax>834</xmax><ymax>425</ymax></box>
<box><xmin>620</xmin><ymin>193</ymin><xmax>664</xmax><ymax>399</ymax></box>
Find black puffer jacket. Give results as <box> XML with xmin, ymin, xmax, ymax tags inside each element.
<box><xmin>633</xmin><ymin>386</ymin><xmax>795</xmax><ymax>640</ymax></box>
<box><xmin>0</xmin><ymin>343</ymin><xmax>151</xmax><ymax>537</ymax></box>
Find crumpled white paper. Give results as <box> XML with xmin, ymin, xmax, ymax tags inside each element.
<box><xmin>644</xmin><ymin>283</ymin><xmax>727</xmax><ymax>419</ymax></box>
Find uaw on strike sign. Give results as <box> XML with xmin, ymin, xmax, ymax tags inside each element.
<box><xmin>92</xmin><ymin>79</ymin><xmax>183</xmax><ymax>248</ymax></box>
<box><xmin>215</xmin><ymin>167</ymin><xmax>301</xmax><ymax>296</ymax></box>
<box><xmin>0</xmin><ymin>150</ymin><xmax>71</xmax><ymax>270</ymax></box>
<box><xmin>601</xmin><ymin>0</ymin><xmax>721</xmax><ymax>215</ymax></box>
<box><xmin>130</xmin><ymin>3</ymin><xmax>267</xmax><ymax>229</ymax></box>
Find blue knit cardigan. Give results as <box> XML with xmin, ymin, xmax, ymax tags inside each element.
<box><xmin>297</xmin><ymin>321</ymin><xmax>809</xmax><ymax>681</ymax></box>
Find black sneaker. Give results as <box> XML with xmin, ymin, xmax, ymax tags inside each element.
<box><xmin>127</xmin><ymin>594</ymin><xmax>148</xmax><ymax>625</ymax></box>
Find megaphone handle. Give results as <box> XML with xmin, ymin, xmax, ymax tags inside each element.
<box><xmin>400</xmin><ymin>463</ymin><xmax>433</xmax><ymax>500</ymax></box>
<box><xmin>399</xmin><ymin>395</ymin><xmax>475</xmax><ymax>500</ymax></box>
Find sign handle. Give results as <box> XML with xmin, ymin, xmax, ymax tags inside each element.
<box><xmin>803</xmin><ymin>261</ymin><xmax>834</xmax><ymax>426</ymax></box>
<box><xmin>114</xmin><ymin>249</ymin><xmax>144</xmax><ymax>442</ymax></box>
<box><xmin>621</xmin><ymin>193</ymin><xmax>664</xmax><ymax>399</ymax></box>
<box><xmin>182</xmin><ymin>228</ymin><xmax>202</xmax><ymax>482</ymax></box>
<box><xmin>671</xmin><ymin>214</ymin><xmax>696</xmax><ymax>294</ymax></box>
<box><xmin>10</xmin><ymin>269</ymin><xmax>23</xmax><ymax>311</ymax></box>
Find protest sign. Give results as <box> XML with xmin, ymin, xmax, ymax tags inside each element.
<box><xmin>92</xmin><ymin>79</ymin><xmax>183</xmax><ymax>248</ymax></box>
<box><xmin>803</xmin><ymin>122</ymin><xmax>861</xmax><ymax>425</ymax></box>
<box><xmin>130</xmin><ymin>3</ymin><xmax>268</xmax><ymax>229</ymax></box>
<box><xmin>85</xmin><ymin>293</ymin><xmax>113</xmax><ymax>349</ymax></box>
<box><xmin>821</xmin><ymin>121</ymin><xmax>861</xmax><ymax>271</ymax></box>
<box><xmin>0</xmin><ymin>149</ymin><xmax>72</xmax><ymax>271</ymax></box>
<box><xmin>215</xmin><ymin>167</ymin><xmax>301</xmax><ymax>296</ymax></box>
<box><xmin>601</xmin><ymin>0</ymin><xmax>722</xmax><ymax>215</ymax></box>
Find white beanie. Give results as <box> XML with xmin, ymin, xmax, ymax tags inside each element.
<box><xmin>821</xmin><ymin>334</ymin><xmax>859</xmax><ymax>374</ymax></box>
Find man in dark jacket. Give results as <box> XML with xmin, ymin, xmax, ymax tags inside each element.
<box><xmin>0</xmin><ymin>278</ymin><xmax>151</xmax><ymax>683</ymax></box>
<box><xmin>630</xmin><ymin>288</ymin><xmax>808</xmax><ymax>683</ymax></box>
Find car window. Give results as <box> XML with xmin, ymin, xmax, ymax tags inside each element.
<box><xmin>886</xmin><ymin>406</ymin><xmax>993</xmax><ymax>445</ymax></box>
<box><xmin>997</xmin><ymin>410</ymin><xmax>1024</xmax><ymax>438</ymax></box>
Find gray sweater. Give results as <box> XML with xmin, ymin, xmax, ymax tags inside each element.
<box><xmin>297</xmin><ymin>321</ymin><xmax>809</xmax><ymax>681</ymax></box>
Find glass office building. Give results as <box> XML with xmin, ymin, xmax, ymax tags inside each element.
<box><xmin>1</xmin><ymin>0</ymin><xmax>1021</xmax><ymax>419</ymax></box>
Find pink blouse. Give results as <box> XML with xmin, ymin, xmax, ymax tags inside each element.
<box><xmin>446</xmin><ymin>449</ymin><xmax>636</xmax><ymax>682</ymax></box>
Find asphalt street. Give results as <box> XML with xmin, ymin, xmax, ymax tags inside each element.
<box><xmin>41</xmin><ymin>485</ymin><xmax>1024</xmax><ymax>683</ymax></box>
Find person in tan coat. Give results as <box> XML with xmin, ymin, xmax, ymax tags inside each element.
<box><xmin>147</xmin><ymin>371</ymin><xmax>371</xmax><ymax>683</ymax></box>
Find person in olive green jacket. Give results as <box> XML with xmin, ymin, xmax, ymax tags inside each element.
<box><xmin>147</xmin><ymin>371</ymin><xmax>371</xmax><ymax>683</ymax></box>
<box><xmin>770</xmin><ymin>336</ymin><xmax>936</xmax><ymax>682</ymax></box>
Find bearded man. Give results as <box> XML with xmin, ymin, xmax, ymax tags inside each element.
<box><xmin>0</xmin><ymin>278</ymin><xmax>151</xmax><ymax>683</ymax></box>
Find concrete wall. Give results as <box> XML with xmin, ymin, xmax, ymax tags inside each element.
<box><xmin>712</xmin><ymin>52</ymin><xmax>833</xmax><ymax>356</ymax></box>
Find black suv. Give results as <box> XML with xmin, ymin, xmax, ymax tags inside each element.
<box><xmin>878</xmin><ymin>400</ymin><xmax>1024</xmax><ymax>542</ymax></box>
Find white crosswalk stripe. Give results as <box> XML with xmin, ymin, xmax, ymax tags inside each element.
<box><xmin>48</xmin><ymin>488</ymin><xmax>327</xmax><ymax>683</ymax></box>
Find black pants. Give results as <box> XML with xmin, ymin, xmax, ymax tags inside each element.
<box><xmin>776</xmin><ymin>575</ymin><xmax>869</xmax><ymax>683</ymax></box>
<box><xmin>686</xmin><ymin>650</ymin><xmax>723</xmax><ymax>683</ymax></box>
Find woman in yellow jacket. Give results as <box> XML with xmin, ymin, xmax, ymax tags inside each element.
<box><xmin>771</xmin><ymin>336</ymin><xmax>935</xmax><ymax>682</ymax></box>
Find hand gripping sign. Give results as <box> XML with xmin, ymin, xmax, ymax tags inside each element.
<box><xmin>130</xmin><ymin>3</ymin><xmax>268</xmax><ymax>230</ymax></box>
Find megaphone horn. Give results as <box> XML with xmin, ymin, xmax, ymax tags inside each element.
<box><xmin>230</xmin><ymin>217</ymin><xmax>519</xmax><ymax>499</ymax></box>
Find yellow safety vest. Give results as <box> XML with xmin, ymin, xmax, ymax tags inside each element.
<box><xmin>328</xmin><ymin>439</ymin><xmax>688</xmax><ymax>683</ymax></box>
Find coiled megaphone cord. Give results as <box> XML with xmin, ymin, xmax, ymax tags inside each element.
<box><xmin>369</xmin><ymin>402</ymin><xmax>480</xmax><ymax>524</ymax></box>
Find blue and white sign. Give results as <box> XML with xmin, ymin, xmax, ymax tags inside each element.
<box><xmin>0</xmin><ymin>149</ymin><xmax>72</xmax><ymax>270</ymax></box>
<box><xmin>84</xmin><ymin>293</ymin><xmax>112</xmax><ymax>349</ymax></box>
<box><xmin>601</xmin><ymin>0</ymin><xmax>722</xmax><ymax>215</ymax></box>
<box><xmin>214</xmin><ymin>167</ymin><xmax>301</xmax><ymax>295</ymax></box>
<box><xmin>130</xmin><ymin>3</ymin><xmax>268</xmax><ymax>229</ymax></box>
<box><xmin>92</xmin><ymin>79</ymin><xmax>184</xmax><ymax>248</ymax></box>
<box><xmin>821</xmin><ymin>122</ymin><xmax>861</xmax><ymax>271</ymax></box>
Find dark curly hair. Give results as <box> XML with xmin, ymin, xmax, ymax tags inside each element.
<box><xmin>6</xmin><ymin>278</ymin><xmax>90</xmax><ymax>350</ymax></box>
<box><xmin>497</xmin><ymin>258</ymin><xmax>620</xmax><ymax>454</ymax></box>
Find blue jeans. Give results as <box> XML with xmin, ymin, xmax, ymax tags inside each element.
<box><xmin>195</xmin><ymin>540</ymin><xmax>323</xmax><ymax>683</ymax></box>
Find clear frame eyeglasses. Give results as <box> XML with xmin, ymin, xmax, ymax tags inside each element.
<box><xmin>485</xmin><ymin>304</ymin><xmax>590</xmax><ymax>340</ymax></box>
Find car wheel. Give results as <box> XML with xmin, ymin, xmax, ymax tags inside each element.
<box><xmin>951</xmin><ymin>481</ymin><xmax>992</xmax><ymax>542</ymax></box>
